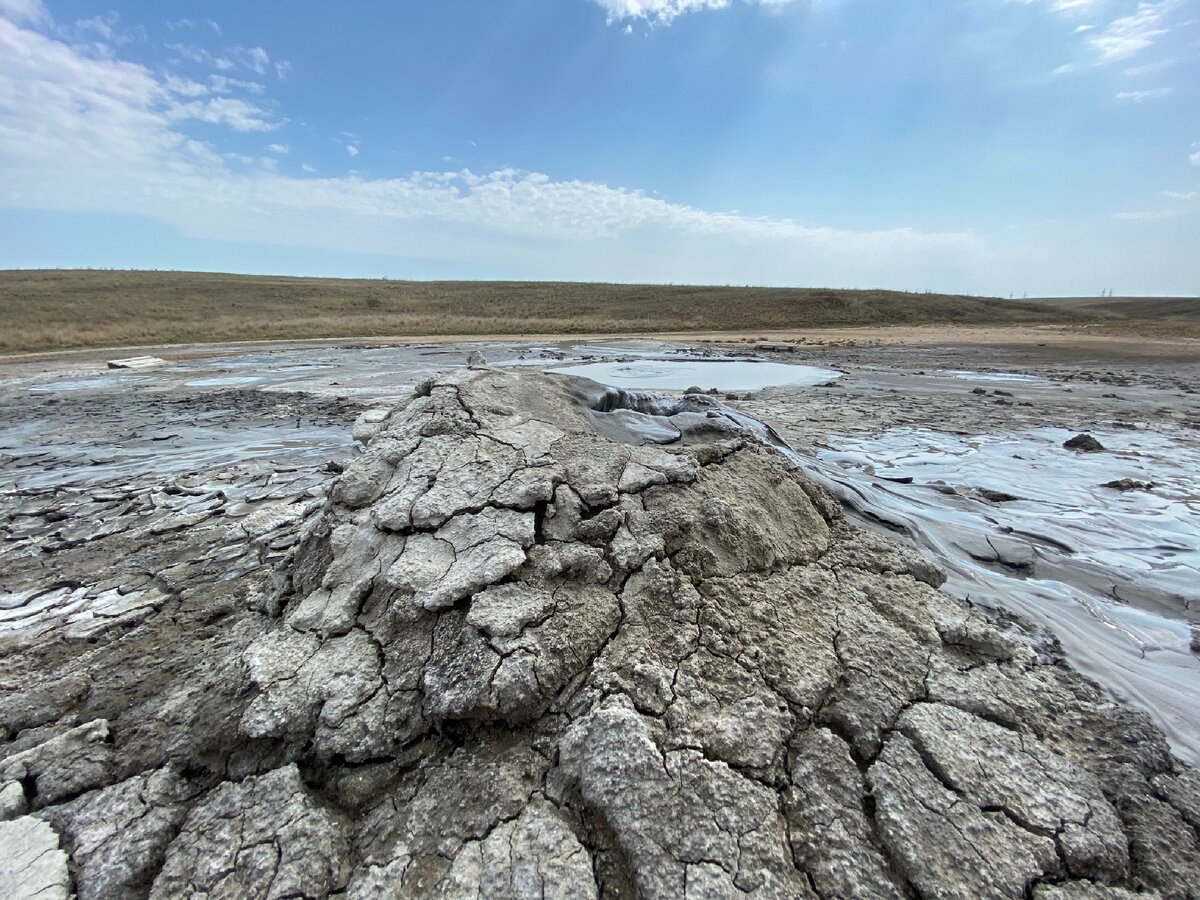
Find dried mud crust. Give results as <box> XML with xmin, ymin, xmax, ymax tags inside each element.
<box><xmin>1</xmin><ymin>368</ymin><xmax>1198</xmax><ymax>899</ymax></box>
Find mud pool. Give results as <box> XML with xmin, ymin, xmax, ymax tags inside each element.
<box><xmin>545</xmin><ymin>359</ymin><xmax>842</xmax><ymax>391</ymax></box>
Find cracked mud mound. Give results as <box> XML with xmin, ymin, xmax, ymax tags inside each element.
<box><xmin>2</xmin><ymin>368</ymin><xmax>1199</xmax><ymax>899</ymax></box>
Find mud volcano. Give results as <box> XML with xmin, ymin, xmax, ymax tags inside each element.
<box><xmin>2</xmin><ymin>368</ymin><xmax>1199</xmax><ymax>898</ymax></box>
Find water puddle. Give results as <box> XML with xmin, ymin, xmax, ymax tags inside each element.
<box><xmin>547</xmin><ymin>359</ymin><xmax>841</xmax><ymax>392</ymax></box>
<box><xmin>28</xmin><ymin>377</ymin><xmax>125</xmax><ymax>392</ymax></box>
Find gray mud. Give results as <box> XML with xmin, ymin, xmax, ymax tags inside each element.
<box><xmin>0</xmin><ymin>339</ymin><xmax>1197</xmax><ymax>898</ymax></box>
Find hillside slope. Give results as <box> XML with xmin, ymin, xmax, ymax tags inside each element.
<box><xmin>1</xmin><ymin>269</ymin><xmax>1088</xmax><ymax>353</ymax></box>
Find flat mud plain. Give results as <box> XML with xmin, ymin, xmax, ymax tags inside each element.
<box><xmin>5</xmin><ymin>332</ymin><xmax>1198</xmax><ymax>746</ymax></box>
<box><xmin>1</xmin><ymin>328</ymin><xmax>1198</xmax><ymax>895</ymax></box>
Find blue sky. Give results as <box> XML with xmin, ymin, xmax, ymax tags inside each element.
<box><xmin>0</xmin><ymin>0</ymin><xmax>1197</xmax><ymax>295</ymax></box>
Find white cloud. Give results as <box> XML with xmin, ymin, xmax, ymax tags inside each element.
<box><xmin>167</xmin><ymin>18</ymin><xmax>221</xmax><ymax>35</ymax></box>
<box><xmin>591</xmin><ymin>0</ymin><xmax>799</xmax><ymax>26</ymax></box>
<box><xmin>165</xmin><ymin>42</ymin><xmax>222</xmax><ymax>68</ymax></box>
<box><xmin>1112</xmin><ymin>208</ymin><xmax>1184</xmax><ymax>220</ymax></box>
<box><xmin>1114</xmin><ymin>86</ymin><xmax>1172</xmax><ymax>101</ymax></box>
<box><xmin>210</xmin><ymin>74</ymin><xmax>265</xmax><ymax>95</ymax></box>
<box><xmin>301</xmin><ymin>163</ymin><xmax>317</xmax><ymax>173</ymax></box>
<box><xmin>74</xmin><ymin>14</ymin><xmax>114</xmax><ymax>40</ymax></box>
<box><xmin>1089</xmin><ymin>1</ymin><xmax>1176</xmax><ymax>62</ymax></box>
<box><xmin>0</xmin><ymin>15</ymin><xmax>992</xmax><ymax>288</ymax></box>
<box><xmin>0</xmin><ymin>0</ymin><xmax>48</xmax><ymax>25</ymax></box>
<box><xmin>165</xmin><ymin>41</ymin><xmax>283</xmax><ymax>78</ymax></box>
<box><xmin>1191</xmin><ymin>150</ymin><xmax>1200</xmax><ymax>166</ymax></box>
<box><xmin>266</xmin><ymin>143</ymin><xmax>289</xmax><ymax>154</ymax></box>
<box><xmin>1162</xmin><ymin>190</ymin><xmax>1198</xmax><ymax>200</ymax></box>
<box><xmin>1042</xmin><ymin>0</ymin><xmax>1102</xmax><ymax>15</ymax></box>
<box><xmin>166</xmin><ymin>97</ymin><xmax>278</xmax><ymax>133</ymax></box>
<box><xmin>165</xmin><ymin>75</ymin><xmax>208</xmax><ymax>97</ymax></box>
<box><xmin>229</xmin><ymin>46</ymin><xmax>270</xmax><ymax>74</ymax></box>
<box><xmin>346</xmin><ymin>144</ymin><xmax>359</xmax><ymax>157</ymax></box>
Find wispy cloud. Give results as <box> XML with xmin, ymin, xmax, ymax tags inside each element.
<box><xmin>165</xmin><ymin>42</ymin><xmax>289</xmax><ymax>80</ymax></box>
<box><xmin>1114</xmin><ymin>86</ymin><xmax>1172</xmax><ymax>101</ymax></box>
<box><xmin>346</xmin><ymin>144</ymin><xmax>360</xmax><ymax>157</ymax></box>
<box><xmin>1047</xmin><ymin>0</ymin><xmax>1102</xmax><ymax>16</ymax></box>
<box><xmin>228</xmin><ymin>45</ymin><xmax>270</xmax><ymax>75</ymax></box>
<box><xmin>1013</xmin><ymin>0</ymin><xmax>1179</xmax><ymax>79</ymax></box>
<box><xmin>266</xmin><ymin>143</ymin><xmax>289</xmax><ymax>155</ymax></box>
<box><xmin>1010</xmin><ymin>0</ymin><xmax>1101</xmax><ymax>19</ymax></box>
<box><xmin>166</xmin><ymin>17</ymin><xmax>221</xmax><ymax>36</ymax></box>
<box><xmin>73</xmin><ymin>13</ymin><xmax>115</xmax><ymax>40</ymax></box>
<box><xmin>1162</xmin><ymin>190</ymin><xmax>1198</xmax><ymax>201</ymax></box>
<box><xmin>1112</xmin><ymin>208</ymin><xmax>1185</xmax><ymax>220</ymax></box>
<box><xmin>591</xmin><ymin>0</ymin><xmax>799</xmax><ymax>26</ymax></box>
<box><xmin>164</xmin><ymin>75</ymin><xmax>208</xmax><ymax>98</ymax></box>
<box><xmin>0</xmin><ymin>14</ymin><xmax>985</xmax><ymax>286</ymax></box>
<box><xmin>210</xmin><ymin>74</ymin><xmax>265</xmax><ymax>95</ymax></box>
<box><xmin>0</xmin><ymin>0</ymin><xmax>49</xmax><ymax>25</ymax></box>
<box><xmin>165</xmin><ymin>97</ymin><xmax>279</xmax><ymax>133</ymax></box>
<box><xmin>1089</xmin><ymin>1</ymin><xmax>1176</xmax><ymax>62</ymax></box>
<box><xmin>1122</xmin><ymin>58</ymin><xmax>1172</xmax><ymax>75</ymax></box>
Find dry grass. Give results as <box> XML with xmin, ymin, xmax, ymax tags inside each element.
<box><xmin>2</xmin><ymin>269</ymin><xmax>1192</xmax><ymax>355</ymax></box>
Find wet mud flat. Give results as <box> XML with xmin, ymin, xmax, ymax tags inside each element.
<box><xmin>2</xmin><ymin>336</ymin><xmax>1198</xmax><ymax>754</ymax></box>
<box><xmin>730</xmin><ymin>340</ymin><xmax>1200</xmax><ymax>763</ymax></box>
<box><xmin>0</xmin><ymin>335</ymin><xmax>1198</xmax><ymax>898</ymax></box>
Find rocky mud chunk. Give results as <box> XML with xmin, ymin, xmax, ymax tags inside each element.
<box><xmin>37</xmin><ymin>768</ymin><xmax>196</xmax><ymax>900</ymax></box>
<box><xmin>1064</xmin><ymin>433</ymin><xmax>1105</xmax><ymax>452</ymax></box>
<box><xmin>149</xmin><ymin>765</ymin><xmax>350</xmax><ymax>899</ymax></box>
<box><xmin>0</xmin><ymin>719</ymin><xmax>114</xmax><ymax>808</ymax></box>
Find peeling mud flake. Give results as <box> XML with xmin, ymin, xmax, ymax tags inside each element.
<box><xmin>0</xmin><ymin>817</ymin><xmax>71</xmax><ymax>900</ymax></box>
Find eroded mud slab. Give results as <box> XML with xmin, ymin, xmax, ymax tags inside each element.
<box><xmin>1</xmin><ymin>365</ymin><xmax>1198</xmax><ymax>899</ymax></box>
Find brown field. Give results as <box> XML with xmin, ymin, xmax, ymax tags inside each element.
<box><xmin>1</xmin><ymin>269</ymin><xmax>1197</xmax><ymax>355</ymax></box>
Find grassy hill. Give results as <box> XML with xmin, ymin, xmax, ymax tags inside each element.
<box><xmin>0</xmin><ymin>268</ymin><xmax>1175</xmax><ymax>355</ymax></box>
